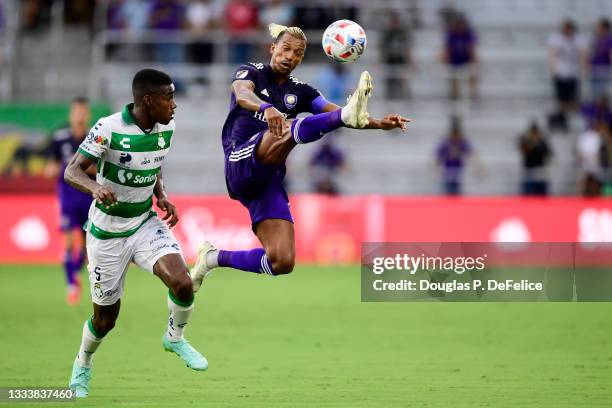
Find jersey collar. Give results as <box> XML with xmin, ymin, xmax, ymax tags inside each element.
<box><xmin>121</xmin><ymin>103</ymin><xmax>136</xmax><ymax>125</ymax></box>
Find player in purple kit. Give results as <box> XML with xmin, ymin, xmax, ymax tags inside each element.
<box><xmin>45</xmin><ymin>97</ymin><xmax>95</xmax><ymax>304</ymax></box>
<box><xmin>190</xmin><ymin>23</ymin><xmax>408</xmax><ymax>287</ymax></box>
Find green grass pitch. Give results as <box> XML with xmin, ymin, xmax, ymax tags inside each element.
<box><xmin>1</xmin><ymin>264</ymin><xmax>611</xmax><ymax>407</ymax></box>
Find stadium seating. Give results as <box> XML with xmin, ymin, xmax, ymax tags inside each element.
<box><xmin>8</xmin><ymin>0</ymin><xmax>608</xmax><ymax>195</ymax></box>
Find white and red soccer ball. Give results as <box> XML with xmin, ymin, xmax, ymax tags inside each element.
<box><xmin>322</xmin><ymin>20</ymin><xmax>367</xmax><ymax>63</ymax></box>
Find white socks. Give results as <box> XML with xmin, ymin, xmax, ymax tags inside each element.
<box><xmin>206</xmin><ymin>250</ymin><xmax>219</xmax><ymax>268</ymax></box>
<box><xmin>340</xmin><ymin>106</ymin><xmax>351</xmax><ymax>125</ymax></box>
<box><xmin>76</xmin><ymin>319</ymin><xmax>103</xmax><ymax>368</ymax></box>
<box><xmin>166</xmin><ymin>294</ymin><xmax>194</xmax><ymax>342</ymax></box>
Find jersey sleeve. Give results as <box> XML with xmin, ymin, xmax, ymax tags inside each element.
<box><xmin>300</xmin><ymin>83</ymin><xmax>325</xmax><ymax>113</ymax></box>
<box><xmin>231</xmin><ymin>64</ymin><xmax>260</xmax><ymax>85</ymax></box>
<box><xmin>78</xmin><ymin>119</ymin><xmax>109</xmax><ymax>161</ymax></box>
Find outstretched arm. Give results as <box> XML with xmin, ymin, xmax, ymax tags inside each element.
<box><xmin>233</xmin><ymin>80</ymin><xmax>286</xmax><ymax>138</ymax></box>
<box><xmin>321</xmin><ymin>102</ymin><xmax>410</xmax><ymax>131</ymax></box>
<box><xmin>65</xmin><ymin>152</ymin><xmax>117</xmax><ymax>209</ymax></box>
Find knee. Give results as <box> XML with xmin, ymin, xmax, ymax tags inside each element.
<box><xmin>268</xmin><ymin>252</ymin><xmax>295</xmax><ymax>275</ymax></box>
<box><xmin>92</xmin><ymin>315</ymin><xmax>117</xmax><ymax>337</ymax></box>
<box><xmin>171</xmin><ymin>271</ymin><xmax>194</xmax><ymax>301</ymax></box>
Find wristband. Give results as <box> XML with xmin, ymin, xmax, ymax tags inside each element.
<box><xmin>259</xmin><ymin>103</ymin><xmax>273</xmax><ymax>113</ymax></box>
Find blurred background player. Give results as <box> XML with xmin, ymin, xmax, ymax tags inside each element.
<box><xmin>44</xmin><ymin>97</ymin><xmax>93</xmax><ymax>305</ymax></box>
<box><xmin>190</xmin><ymin>23</ymin><xmax>408</xmax><ymax>287</ymax></box>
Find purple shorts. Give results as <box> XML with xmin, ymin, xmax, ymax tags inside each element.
<box><xmin>60</xmin><ymin>201</ymin><xmax>90</xmax><ymax>231</ymax></box>
<box><xmin>58</xmin><ymin>186</ymin><xmax>91</xmax><ymax>231</ymax></box>
<box><xmin>224</xmin><ymin>131</ymin><xmax>293</xmax><ymax>227</ymax></box>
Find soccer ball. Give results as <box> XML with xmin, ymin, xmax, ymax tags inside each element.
<box><xmin>322</xmin><ymin>20</ymin><xmax>367</xmax><ymax>64</ymax></box>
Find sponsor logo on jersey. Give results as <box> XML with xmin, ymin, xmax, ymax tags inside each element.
<box><xmin>284</xmin><ymin>94</ymin><xmax>297</xmax><ymax>109</ymax></box>
<box><xmin>117</xmin><ymin>168</ymin><xmax>156</xmax><ymax>185</ymax></box>
<box><xmin>235</xmin><ymin>70</ymin><xmax>249</xmax><ymax>79</ymax></box>
<box><xmin>119</xmin><ymin>152</ymin><xmax>132</xmax><ymax>165</ymax></box>
<box><xmin>94</xmin><ymin>134</ymin><xmax>105</xmax><ymax>145</ymax></box>
<box><xmin>154</xmin><ymin>155</ymin><xmax>165</xmax><ymax>163</ymax></box>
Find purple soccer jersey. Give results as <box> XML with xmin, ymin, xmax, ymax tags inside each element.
<box><xmin>221</xmin><ymin>63</ymin><xmax>325</xmax><ymax>226</ymax></box>
<box><xmin>221</xmin><ymin>63</ymin><xmax>322</xmax><ymax>155</ymax></box>
<box><xmin>49</xmin><ymin>128</ymin><xmax>92</xmax><ymax>230</ymax></box>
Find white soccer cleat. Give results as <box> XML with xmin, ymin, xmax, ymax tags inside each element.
<box><xmin>190</xmin><ymin>241</ymin><xmax>217</xmax><ymax>292</ymax></box>
<box><xmin>341</xmin><ymin>71</ymin><xmax>373</xmax><ymax>129</ymax></box>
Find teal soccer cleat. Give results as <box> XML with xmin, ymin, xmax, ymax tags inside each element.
<box><xmin>69</xmin><ymin>359</ymin><xmax>92</xmax><ymax>398</ymax></box>
<box><xmin>162</xmin><ymin>335</ymin><xmax>208</xmax><ymax>371</ymax></box>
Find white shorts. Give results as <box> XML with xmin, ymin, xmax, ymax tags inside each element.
<box><xmin>86</xmin><ymin>217</ymin><xmax>183</xmax><ymax>306</ymax></box>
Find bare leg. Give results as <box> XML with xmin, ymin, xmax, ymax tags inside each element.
<box><xmin>254</xmin><ymin>218</ymin><xmax>296</xmax><ymax>274</ymax></box>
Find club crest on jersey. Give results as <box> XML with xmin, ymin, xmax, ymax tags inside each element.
<box><xmin>158</xmin><ymin>134</ymin><xmax>166</xmax><ymax>148</ymax></box>
<box><xmin>235</xmin><ymin>70</ymin><xmax>248</xmax><ymax>79</ymax></box>
<box><xmin>284</xmin><ymin>94</ymin><xmax>297</xmax><ymax>109</ymax></box>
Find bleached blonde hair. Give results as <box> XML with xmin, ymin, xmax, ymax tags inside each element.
<box><xmin>268</xmin><ymin>23</ymin><xmax>307</xmax><ymax>43</ymax></box>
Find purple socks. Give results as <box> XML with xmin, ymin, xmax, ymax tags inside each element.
<box><xmin>64</xmin><ymin>249</ymin><xmax>85</xmax><ymax>286</ymax></box>
<box><xmin>218</xmin><ymin>248</ymin><xmax>275</xmax><ymax>275</ymax></box>
<box><xmin>63</xmin><ymin>251</ymin><xmax>76</xmax><ymax>286</ymax></box>
<box><xmin>291</xmin><ymin>110</ymin><xmax>343</xmax><ymax>144</ymax></box>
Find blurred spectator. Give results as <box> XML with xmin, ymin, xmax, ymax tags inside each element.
<box><xmin>548</xmin><ymin>20</ymin><xmax>587</xmax><ymax>131</ymax></box>
<box><xmin>518</xmin><ymin>122</ymin><xmax>552</xmax><ymax>196</ymax></box>
<box><xmin>20</xmin><ymin>0</ymin><xmax>54</xmax><ymax>31</ymax></box>
<box><xmin>588</xmin><ymin>18</ymin><xmax>612</xmax><ymax>100</ymax></box>
<box><xmin>293</xmin><ymin>2</ymin><xmax>328</xmax><ymax>31</ymax></box>
<box><xmin>380</xmin><ymin>13</ymin><xmax>414</xmax><ymax>100</ymax></box>
<box><xmin>326</xmin><ymin>1</ymin><xmax>358</xmax><ymax>24</ymax></box>
<box><xmin>309</xmin><ymin>138</ymin><xmax>345</xmax><ymax>195</ymax></box>
<box><xmin>316</xmin><ymin>64</ymin><xmax>354</xmax><ymax>105</ymax></box>
<box><xmin>224</xmin><ymin>0</ymin><xmax>259</xmax><ymax>64</ymax></box>
<box><xmin>150</xmin><ymin>0</ymin><xmax>186</xmax><ymax>91</ymax></box>
<box><xmin>576</xmin><ymin>119</ymin><xmax>605</xmax><ymax>196</ymax></box>
<box><xmin>599</xmin><ymin>120</ymin><xmax>612</xmax><ymax>195</ymax></box>
<box><xmin>106</xmin><ymin>0</ymin><xmax>126</xmax><ymax>30</ymax></box>
<box><xmin>186</xmin><ymin>0</ymin><xmax>217</xmax><ymax>64</ymax></box>
<box><xmin>63</xmin><ymin>0</ymin><xmax>95</xmax><ymax>26</ymax></box>
<box><xmin>436</xmin><ymin>117</ymin><xmax>475</xmax><ymax>195</ymax></box>
<box><xmin>441</xmin><ymin>14</ymin><xmax>478</xmax><ymax>101</ymax></box>
<box><xmin>260</xmin><ymin>0</ymin><xmax>294</xmax><ymax>28</ymax></box>
<box><xmin>106</xmin><ymin>0</ymin><xmax>152</xmax><ymax>61</ymax></box>
<box><xmin>149</xmin><ymin>0</ymin><xmax>185</xmax><ymax>63</ymax></box>
<box><xmin>581</xmin><ymin>96</ymin><xmax>612</xmax><ymax>128</ymax></box>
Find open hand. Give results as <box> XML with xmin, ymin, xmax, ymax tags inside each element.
<box><xmin>157</xmin><ymin>197</ymin><xmax>179</xmax><ymax>228</ymax></box>
<box><xmin>379</xmin><ymin>114</ymin><xmax>410</xmax><ymax>131</ymax></box>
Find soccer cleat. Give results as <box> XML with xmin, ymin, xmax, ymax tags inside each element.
<box><xmin>69</xmin><ymin>360</ymin><xmax>92</xmax><ymax>398</ymax></box>
<box><xmin>190</xmin><ymin>241</ymin><xmax>217</xmax><ymax>292</ymax></box>
<box><xmin>341</xmin><ymin>71</ymin><xmax>373</xmax><ymax>128</ymax></box>
<box><xmin>66</xmin><ymin>284</ymin><xmax>81</xmax><ymax>306</ymax></box>
<box><xmin>162</xmin><ymin>334</ymin><xmax>208</xmax><ymax>371</ymax></box>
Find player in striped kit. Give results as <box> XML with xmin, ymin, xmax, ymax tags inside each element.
<box><xmin>64</xmin><ymin>69</ymin><xmax>206</xmax><ymax>398</ymax></box>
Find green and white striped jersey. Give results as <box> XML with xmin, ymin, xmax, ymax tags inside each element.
<box><xmin>78</xmin><ymin>103</ymin><xmax>174</xmax><ymax>240</ymax></box>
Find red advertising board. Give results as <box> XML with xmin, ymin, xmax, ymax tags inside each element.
<box><xmin>0</xmin><ymin>195</ymin><xmax>610</xmax><ymax>264</ymax></box>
